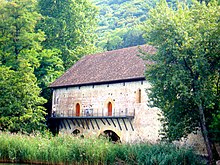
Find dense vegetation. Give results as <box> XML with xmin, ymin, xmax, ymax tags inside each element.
<box><xmin>92</xmin><ymin>0</ymin><xmax>154</xmax><ymax>50</ymax></box>
<box><xmin>92</xmin><ymin>0</ymin><xmax>192</xmax><ymax>51</ymax></box>
<box><xmin>0</xmin><ymin>132</ymin><xmax>205</xmax><ymax>165</ymax></box>
<box><xmin>143</xmin><ymin>0</ymin><xmax>220</xmax><ymax>163</ymax></box>
<box><xmin>0</xmin><ymin>0</ymin><xmax>97</xmax><ymax>133</ymax></box>
<box><xmin>0</xmin><ymin>0</ymin><xmax>219</xmax><ymax>163</ymax></box>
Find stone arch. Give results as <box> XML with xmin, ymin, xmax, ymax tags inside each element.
<box><xmin>99</xmin><ymin>130</ymin><xmax>120</xmax><ymax>142</ymax></box>
<box><xmin>72</xmin><ymin>129</ymin><xmax>80</xmax><ymax>135</ymax></box>
<box><xmin>105</xmin><ymin>98</ymin><xmax>114</xmax><ymax>116</ymax></box>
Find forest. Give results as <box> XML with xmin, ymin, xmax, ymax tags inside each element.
<box><xmin>0</xmin><ymin>0</ymin><xmax>163</xmax><ymax>133</ymax></box>
<box><xmin>0</xmin><ymin>0</ymin><xmax>219</xmax><ymax>164</ymax></box>
<box><xmin>92</xmin><ymin>0</ymin><xmax>192</xmax><ymax>50</ymax></box>
<box><xmin>92</xmin><ymin>0</ymin><xmax>151</xmax><ymax>50</ymax></box>
<box><xmin>0</xmin><ymin>0</ymin><xmax>99</xmax><ymax>133</ymax></box>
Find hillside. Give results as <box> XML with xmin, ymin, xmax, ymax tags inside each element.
<box><xmin>91</xmin><ymin>0</ymin><xmax>192</xmax><ymax>51</ymax></box>
<box><xmin>91</xmin><ymin>0</ymin><xmax>158</xmax><ymax>51</ymax></box>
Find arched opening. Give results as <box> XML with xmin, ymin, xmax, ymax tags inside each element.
<box><xmin>76</xmin><ymin>103</ymin><xmax>80</xmax><ymax>116</ymax></box>
<box><xmin>72</xmin><ymin>129</ymin><xmax>80</xmax><ymax>135</ymax></box>
<box><xmin>100</xmin><ymin>130</ymin><xmax>120</xmax><ymax>142</ymax></box>
<box><xmin>137</xmin><ymin>89</ymin><xmax>141</xmax><ymax>103</ymax></box>
<box><xmin>107</xmin><ymin>102</ymin><xmax>112</xmax><ymax>116</ymax></box>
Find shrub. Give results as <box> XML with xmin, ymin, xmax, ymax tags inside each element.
<box><xmin>0</xmin><ymin>132</ymin><xmax>205</xmax><ymax>164</ymax></box>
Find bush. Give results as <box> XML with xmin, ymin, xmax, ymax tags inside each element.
<box><xmin>0</xmin><ymin>132</ymin><xmax>205</xmax><ymax>164</ymax></box>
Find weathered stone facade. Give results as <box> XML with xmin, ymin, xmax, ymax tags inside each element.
<box><xmin>52</xmin><ymin>80</ymin><xmax>161</xmax><ymax>143</ymax></box>
<box><xmin>50</xmin><ymin>45</ymin><xmax>207</xmax><ymax>155</ymax></box>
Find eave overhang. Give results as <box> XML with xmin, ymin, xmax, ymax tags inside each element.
<box><xmin>50</xmin><ymin>77</ymin><xmax>146</xmax><ymax>89</ymax></box>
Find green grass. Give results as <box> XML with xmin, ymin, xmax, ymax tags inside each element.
<box><xmin>0</xmin><ymin>132</ymin><xmax>205</xmax><ymax>165</ymax></box>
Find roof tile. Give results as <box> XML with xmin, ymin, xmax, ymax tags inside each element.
<box><xmin>50</xmin><ymin>45</ymin><xmax>155</xmax><ymax>87</ymax></box>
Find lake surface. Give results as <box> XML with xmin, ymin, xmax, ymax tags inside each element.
<box><xmin>0</xmin><ymin>163</ymin><xmax>28</xmax><ymax>165</ymax></box>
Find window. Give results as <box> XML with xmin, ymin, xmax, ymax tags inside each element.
<box><xmin>76</xmin><ymin>103</ymin><xmax>80</xmax><ymax>116</ymax></box>
<box><xmin>108</xmin><ymin>102</ymin><xmax>112</xmax><ymax>116</ymax></box>
<box><xmin>137</xmin><ymin>89</ymin><xmax>141</xmax><ymax>103</ymax></box>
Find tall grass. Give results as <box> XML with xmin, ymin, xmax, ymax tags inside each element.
<box><xmin>0</xmin><ymin>132</ymin><xmax>205</xmax><ymax>165</ymax></box>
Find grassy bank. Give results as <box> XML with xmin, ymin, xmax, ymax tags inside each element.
<box><xmin>0</xmin><ymin>132</ymin><xmax>204</xmax><ymax>165</ymax></box>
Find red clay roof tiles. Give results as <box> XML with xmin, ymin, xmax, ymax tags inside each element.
<box><xmin>50</xmin><ymin>45</ymin><xmax>155</xmax><ymax>88</ymax></box>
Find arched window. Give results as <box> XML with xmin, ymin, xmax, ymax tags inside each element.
<box><xmin>137</xmin><ymin>89</ymin><xmax>141</xmax><ymax>103</ymax></box>
<box><xmin>108</xmin><ymin>102</ymin><xmax>112</xmax><ymax>116</ymax></box>
<box><xmin>76</xmin><ymin>103</ymin><xmax>80</xmax><ymax>116</ymax></box>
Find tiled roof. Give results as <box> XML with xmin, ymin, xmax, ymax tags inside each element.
<box><xmin>50</xmin><ymin>45</ymin><xmax>155</xmax><ymax>88</ymax></box>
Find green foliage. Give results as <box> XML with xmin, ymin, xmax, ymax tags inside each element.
<box><xmin>0</xmin><ymin>0</ymin><xmax>44</xmax><ymax>69</ymax></box>
<box><xmin>0</xmin><ymin>0</ymin><xmax>64</xmax><ymax>133</ymax></box>
<box><xmin>0</xmin><ymin>66</ymin><xmax>46</xmax><ymax>133</ymax></box>
<box><xmin>97</xmin><ymin>25</ymin><xmax>146</xmax><ymax>51</ymax></box>
<box><xmin>0</xmin><ymin>0</ymin><xmax>64</xmax><ymax>86</ymax></box>
<box><xmin>143</xmin><ymin>0</ymin><xmax>220</xmax><ymax>143</ymax></box>
<box><xmin>0</xmin><ymin>132</ymin><xmax>204</xmax><ymax>164</ymax></box>
<box><xmin>92</xmin><ymin>0</ymin><xmax>192</xmax><ymax>51</ymax></box>
<box><xmin>92</xmin><ymin>0</ymin><xmax>152</xmax><ymax>51</ymax></box>
<box><xmin>34</xmin><ymin>49</ymin><xmax>64</xmax><ymax>110</ymax></box>
<box><xmin>37</xmin><ymin>0</ymin><xmax>98</xmax><ymax>69</ymax></box>
<box><xmin>210</xmin><ymin>111</ymin><xmax>220</xmax><ymax>142</ymax></box>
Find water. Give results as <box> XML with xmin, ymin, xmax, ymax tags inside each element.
<box><xmin>0</xmin><ymin>163</ymin><xmax>28</xmax><ymax>165</ymax></box>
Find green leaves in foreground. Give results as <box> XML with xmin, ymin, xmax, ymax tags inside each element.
<box><xmin>0</xmin><ymin>133</ymin><xmax>205</xmax><ymax>165</ymax></box>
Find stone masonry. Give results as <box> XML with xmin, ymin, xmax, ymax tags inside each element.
<box><xmin>50</xmin><ymin>45</ymin><xmax>207</xmax><ymax>155</ymax></box>
<box><xmin>52</xmin><ymin>80</ymin><xmax>161</xmax><ymax>143</ymax></box>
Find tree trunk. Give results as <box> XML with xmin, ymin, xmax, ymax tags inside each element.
<box><xmin>198</xmin><ymin>104</ymin><xmax>214</xmax><ymax>164</ymax></box>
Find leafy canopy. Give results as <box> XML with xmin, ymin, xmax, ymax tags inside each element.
<box><xmin>143</xmin><ymin>0</ymin><xmax>220</xmax><ymax>141</ymax></box>
<box><xmin>38</xmin><ymin>0</ymin><xmax>98</xmax><ymax>69</ymax></box>
<box><xmin>92</xmin><ymin>0</ymin><xmax>193</xmax><ymax>51</ymax></box>
<box><xmin>0</xmin><ymin>65</ymin><xmax>47</xmax><ymax>133</ymax></box>
<box><xmin>0</xmin><ymin>0</ymin><xmax>64</xmax><ymax>133</ymax></box>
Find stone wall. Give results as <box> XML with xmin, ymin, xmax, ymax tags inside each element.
<box><xmin>52</xmin><ymin>80</ymin><xmax>206</xmax><ymax>153</ymax></box>
<box><xmin>52</xmin><ymin>80</ymin><xmax>161</xmax><ymax>143</ymax></box>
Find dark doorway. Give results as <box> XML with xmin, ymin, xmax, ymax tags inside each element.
<box><xmin>72</xmin><ymin>129</ymin><xmax>80</xmax><ymax>135</ymax></box>
<box><xmin>108</xmin><ymin>102</ymin><xmax>112</xmax><ymax>116</ymax></box>
<box><xmin>76</xmin><ymin>103</ymin><xmax>80</xmax><ymax>116</ymax></box>
<box><xmin>102</xmin><ymin>130</ymin><xmax>120</xmax><ymax>142</ymax></box>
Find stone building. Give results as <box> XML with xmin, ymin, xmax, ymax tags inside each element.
<box><xmin>49</xmin><ymin>45</ymin><xmax>206</xmax><ymax>153</ymax></box>
<box><xmin>49</xmin><ymin>45</ymin><xmax>162</xmax><ymax>143</ymax></box>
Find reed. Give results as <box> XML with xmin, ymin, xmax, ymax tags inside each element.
<box><xmin>0</xmin><ymin>132</ymin><xmax>205</xmax><ymax>164</ymax></box>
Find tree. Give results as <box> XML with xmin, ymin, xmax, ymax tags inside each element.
<box><xmin>0</xmin><ymin>0</ymin><xmax>64</xmax><ymax>132</ymax></box>
<box><xmin>143</xmin><ymin>0</ymin><xmax>220</xmax><ymax>163</ymax></box>
<box><xmin>0</xmin><ymin>0</ymin><xmax>44</xmax><ymax>69</ymax></box>
<box><xmin>37</xmin><ymin>0</ymin><xmax>98</xmax><ymax>69</ymax></box>
<box><xmin>122</xmin><ymin>26</ymin><xmax>146</xmax><ymax>48</ymax></box>
<box><xmin>105</xmin><ymin>36</ymin><xmax>123</xmax><ymax>51</ymax></box>
<box><xmin>0</xmin><ymin>64</ymin><xmax>46</xmax><ymax>133</ymax></box>
<box><xmin>34</xmin><ymin>49</ymin><xmax>64</xmax><ymax>111</ymax></box>
<box><xmin>0</xmin><ymin>0</ymin><xmax>64</xmax><ymax>73</ymax></box>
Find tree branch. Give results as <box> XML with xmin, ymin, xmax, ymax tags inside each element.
<box><xmin>217</xmin><ymin>71</ymin><xmax>220</xmax><ymax>95</ymax></box>
<box><xmin>183</xmin><ymin>57</ymin><xmax>197</xmax><ymax>92</ymax></box>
